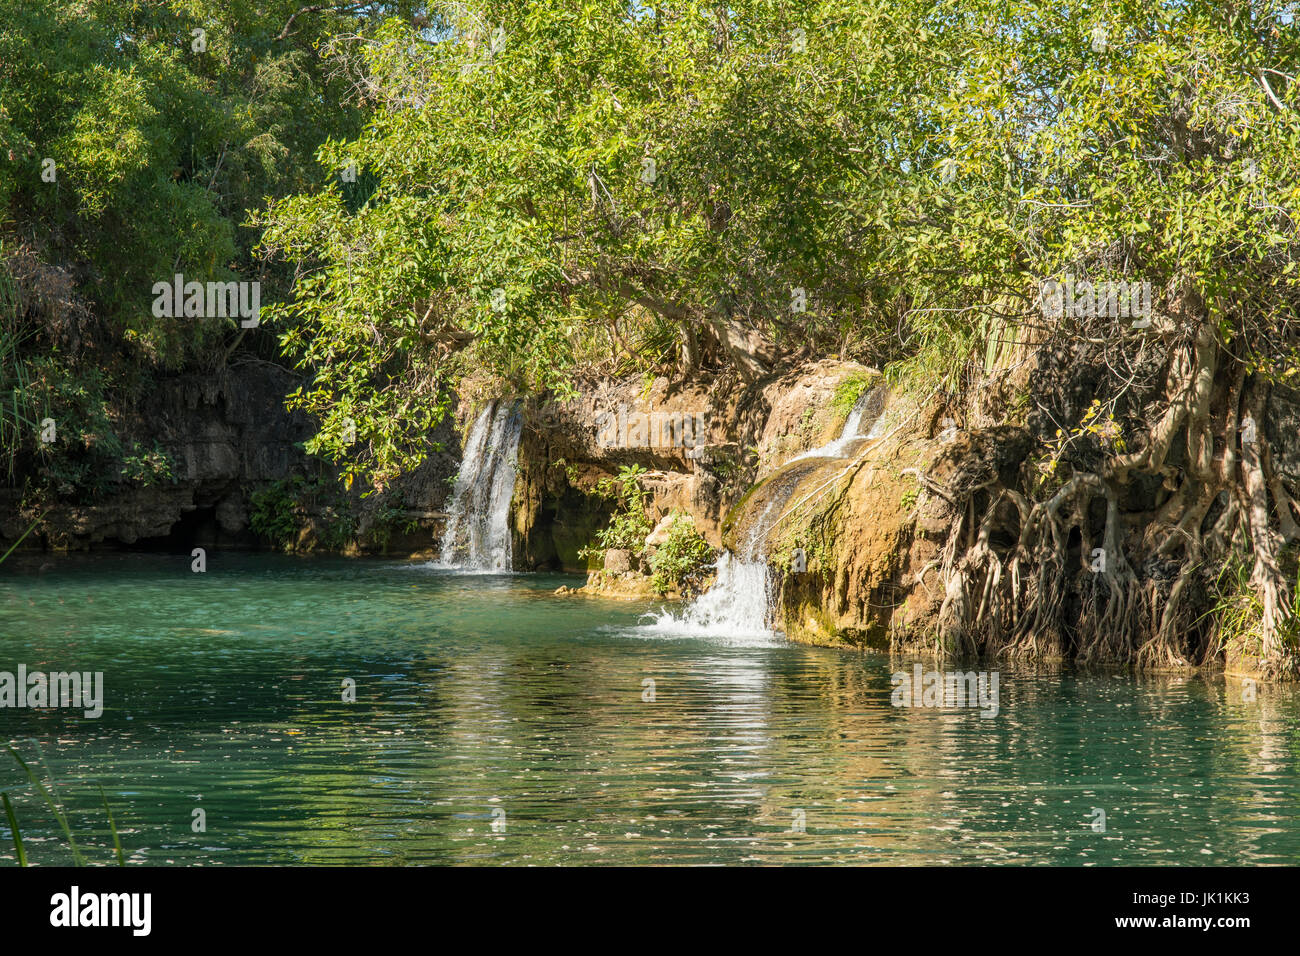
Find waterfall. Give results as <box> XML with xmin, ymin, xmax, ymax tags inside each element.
<box><xmin>838</xmin><ymin>389</ymin><xmax>872</xmax><ymax>439</ymax></box>
<box><xmin>789</xmin><ymin>384</ymin><xmax>887</xmax><ymax>462</ymax></box>
<box><xmin>641</xmin><ymin>384</ymin><xmax>888</xmax><ymax>641</ymax></box>
<box><xmin>436</xmin><ymin>401</ymin><xmax>522</xmax><ymax>572</ymax></box>
<box><xmin>641</xmin><ymin>503</ymin><xmax>779</xmax><ymax>641</ymax></box>
<box><xmin>652</xmin><ymin>553</ymin><xmax>772</xmax><ymax>635</ymax></box>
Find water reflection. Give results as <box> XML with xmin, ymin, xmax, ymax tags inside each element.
<box><xmin>0</xmin><ymin>554</ymin><xmax>1297</xmax><ymax>865</ymax></box>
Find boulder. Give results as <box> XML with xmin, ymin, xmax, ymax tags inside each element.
<box><xmin>644</xmin><ymin>513</ymin><xmax>681</xmax><ymax>548</ymax></box>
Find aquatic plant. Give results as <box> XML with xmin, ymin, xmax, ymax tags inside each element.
<box><xmin>1</xmin><ymin>740</ymin><xmax>124</xmax><ymax>867</ymax></box>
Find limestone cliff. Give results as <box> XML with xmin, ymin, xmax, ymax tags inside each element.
<box><xmin>1</xmin><ymin>361</ymin><xmax>458</xmax><ymax>554</ymax></box>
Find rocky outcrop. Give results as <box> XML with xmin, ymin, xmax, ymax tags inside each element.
<box><xmin>509</xmin><ymin>372</ymin><xmax>750</xmax><ymax>570</ymax></box>
<box><xmin>752</xmin><ymin>360</ymin><xmax>879</xmax><ymax>478</ymax></box>
<box><xmin>506</xmin><ymin>361</ymin><xmax>880</xmax><ymax>572</ymax></box>
<box><xmin>737</xmin><ymin>380</ymin><xmax>927</xmax><ymax>649</ymax></box>
<box><xmin>506</xmin><ymin>356</ymin><xmax>983</xmax><ymax>655</ymax></box>
<box><xmin>2</xmin><ymin>361</ymin><xmax>458</xmax><ymax>553</ymax></box>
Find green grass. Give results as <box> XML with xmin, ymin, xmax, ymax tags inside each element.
<box><xmin>1204</xmin><ymin>554</ymin><xmax>1300</xmax><ymax>665</ymax></box>
<box><xmin>2</xmin><ymin>739</ymin><xmax>125</xmax><ymax>867</ymax></box>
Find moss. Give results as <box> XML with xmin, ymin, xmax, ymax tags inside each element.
<box><xmin>780</xmin><ymin>597</ymin><xmax>889</xmax><ymax>650</ymax></box>
<box><xmin>721</xmin><ymin>474</ymin><xmax>774</xmax><ymax>546</ymax></box>
<box><xmin>829</xmin><ymin>369</ymin><xmax>875</xmax><ymax>419</ymax></box>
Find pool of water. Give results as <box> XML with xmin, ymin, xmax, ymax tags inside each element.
<box><xmin>1</xmin><ymin>553</ymin><xmax>1297</xmax><ymax>865</ymax></box>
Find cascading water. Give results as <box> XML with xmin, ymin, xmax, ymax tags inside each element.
<box><xmin>789</xmin><ymin>384</ymin><xmax>887</xmax><ymax>461</ymax></box>
<box><xmin>435</xmin><ymin>401</ymin><xmax>523</xmax><ymax>572</ymax></box>
<box><xmin>642</xmin><ymin>502</ymin><xmax>780</xmax><ymax>641</ymax></box>
<box><xmin>643</xmin><ymin>384</ymin><xmax>889</xmax><ymax>641</ymax></box>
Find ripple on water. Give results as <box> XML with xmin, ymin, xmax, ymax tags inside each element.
<box><xmin>1</xmin><ymin>553</ymin><xmax>1299</xmax><ymax>865</ymax></box>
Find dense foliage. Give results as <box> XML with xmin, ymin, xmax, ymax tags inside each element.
<box><xmin>0</xmin><ymin>0</ymin><xmax>420</xmax><ymax>499</ymax></box>
<box><xmin>579</xmin><ymin>463</ymin><xmax>653</xmax><ymax>562</ymax></box>
<box><xmin>647</xmin><ymin>510</ymin><xmax>715</xmax><ymax>595</ymax></box>
<box><xmin>257</xmin><ymin>0</ymin><xmax>945</xmax><ymax>481</ymax></box>
<box><xmin>256</xmin><ymin>0</ymin><xmax>1300</xmax><ymax>463</ymax></box>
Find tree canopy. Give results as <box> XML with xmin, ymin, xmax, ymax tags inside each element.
<box><xmin>256</xmin><ymin>0</ymin><xmax>1300</xmax><ymax>483</ymax></box>
<box><xmin>1</xmin><ymin>0</ymin><xmax>420</xmax><ymax>492</ymax></box>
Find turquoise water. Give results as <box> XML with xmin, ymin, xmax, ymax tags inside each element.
<box><xmin>1</xmin><ymin>553</ymin><xmax>1298</xmax><ymax>866</ymax></box>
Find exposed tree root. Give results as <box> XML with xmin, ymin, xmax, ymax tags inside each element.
<box><xmin>921</xmin><ymin>316</ymin><xmax>1300</xmax><ymax>678</ymax></box>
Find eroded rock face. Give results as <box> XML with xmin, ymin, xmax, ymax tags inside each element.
<box><xmin>776</xmin><ymin>457</ymin><xmax>918</xmax><ymax>648</ymax></box>
<box><xmin>754</xmin><ymin>360</ymin><xmax>879</xmax><ymax>479</ymax></box>
<box><xmin>508</xmin><ymin>362</ymin><xmax>888</xmax><ymax>573</ymax></box>
<box><xmin>3</xmin><ymin>362</ymin><xmax>458</xmax><ymax>553</ymax></box>
<box><xmin>753</xmin><ymin>389</ymin><xmax>928</xmax><ymax>649</ymax></box>
<box><xmin>539</xmin><ymin>365</ymin><xmax>961</xmax><ymax>653</ymax></box>
<box><xmin>509</xmin><ymin>361</ymin><xmax>909</xmax><ymax>625</ymax></box>
<box><xmin>509</xmin><ymin>371</ymin><xmax>763</xmax><ymax>570</ymax></box>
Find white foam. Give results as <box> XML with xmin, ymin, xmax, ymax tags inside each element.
<box><xmin>788</xmin><ymin>386</ymin><xmax>884</xmax><ymax>462</ymax></box>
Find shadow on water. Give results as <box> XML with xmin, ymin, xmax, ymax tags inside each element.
<box><xmin>1</xmin><ymin>553</ymin><xmax>1298</xmax><ymax>865</ymax></box>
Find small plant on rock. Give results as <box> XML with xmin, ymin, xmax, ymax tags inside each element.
<box><xmin>579</xmin><ymin>464</ymin><xmax>653</xmax><ymax>566</ymax></box>
<box><xmin>648</xmin><ymin>512</ymin><xmax>714</xmax><ymax>597</ymax></box>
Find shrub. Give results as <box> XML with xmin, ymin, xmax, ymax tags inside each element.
<box><xmin>579</xmin><ymin>464</ymin><xmax>653</xmax><ymax>565</ymax></box>
<box><xmin>249</xmin><ymin>477</ymin><xmax>305</xmax><ymax>549</ymax></box>
<box><xmin>648</xmin><ymin>512</ymin><xmax>714</xmax><ymax>597</ymax></box>
<box><xmin>120</xmin><ymin>443</ymin><xmax>175</xmax><ymax>487</ymax></box>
